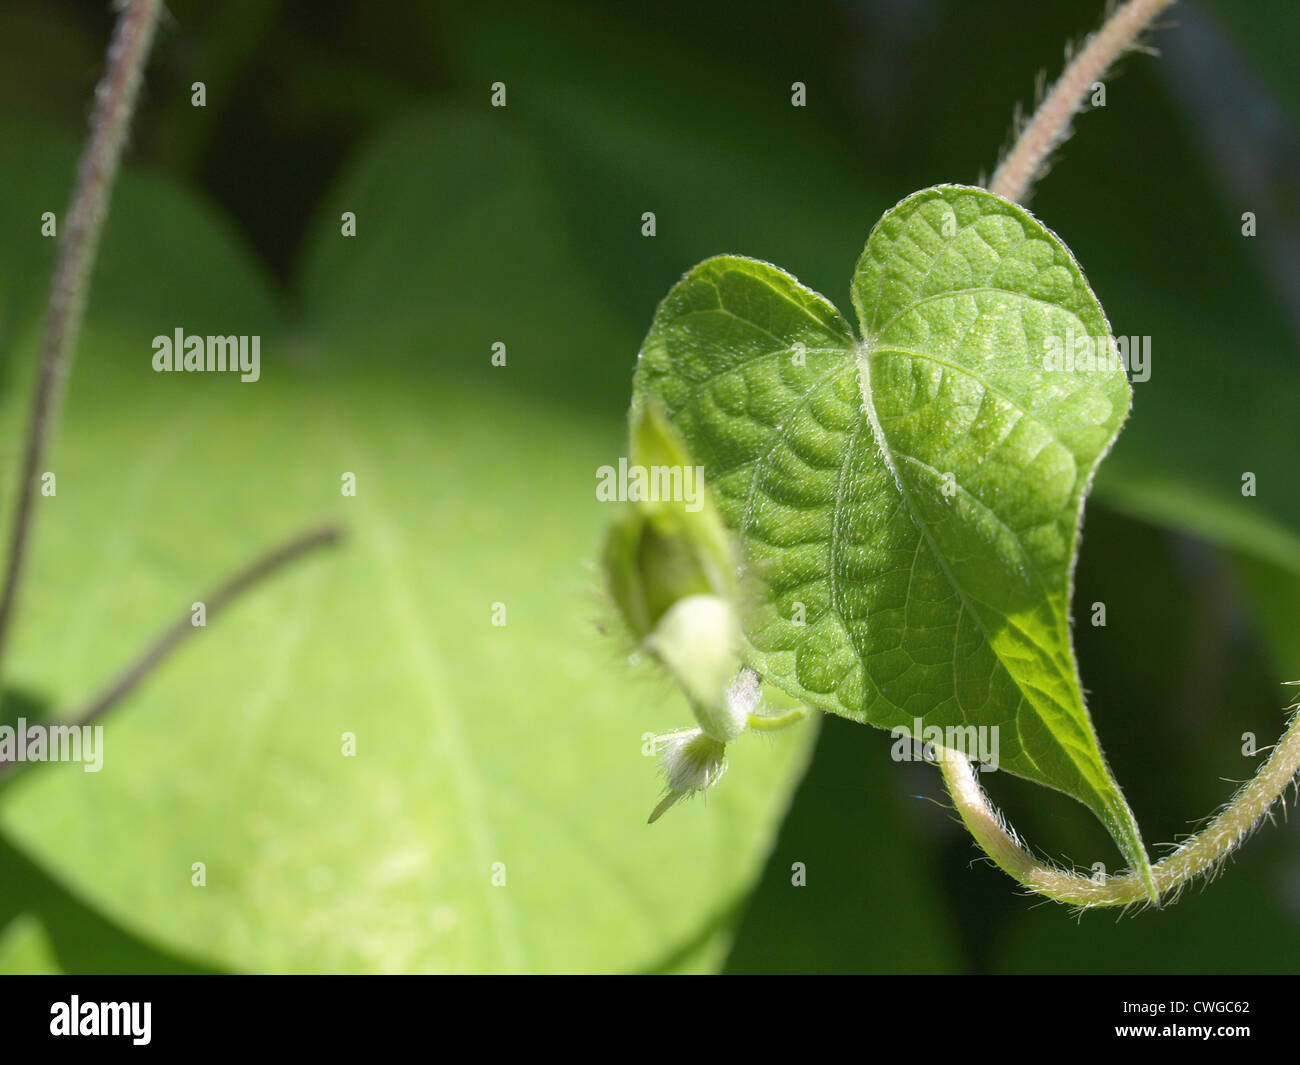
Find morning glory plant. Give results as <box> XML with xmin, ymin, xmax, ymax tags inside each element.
<box><xmin>603</xmin><ymin>0</ymin><xmax>1300</xmax><ymax>910</ymax></box>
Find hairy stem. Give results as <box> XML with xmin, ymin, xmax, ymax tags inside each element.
<box><xmin>964</xmin><ymin>0</ymin><xmax>1300</xmax><ymax>913</ymax></box>
<box><xmin>0</xmin><ymin>522</ymin><xmax>343</xmax><ymax>777</ymax></box>
<box><xmin>990</xmin><ymin>0</ymin><xmax>1178</xmax><ymax>203</ymax></box>
<box><xmin>939</xmin><ymin>694</ymin><xmax>1300</xmax><ymax>907</ymax></box>
<box><xmin>0</xmin><ymin>0</ymin><xmax>165</xmax><ymax>678</ymax></box>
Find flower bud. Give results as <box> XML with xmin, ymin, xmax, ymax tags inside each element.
<box><xmin>647</xmin><ymin>594</ymin><xmax>744</xmax><ymax>741</ymax></box>
<box><xmin>647</xmin><ymin>728</ymin><xmax>729</xmax><ymax>823</ymax></box>
<box><xmin>601</xmin><ymin>404</ymin><xmax>735</xmax><ymax>643</ymax></box>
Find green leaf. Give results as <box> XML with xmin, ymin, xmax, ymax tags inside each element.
<box><xmin>633</xmin><ymin>185</ymin><xmax>1154</xmax><ymax>894</ymax></box>
<box><xmin>0</xmin><ymin>914</ymin><xmax>59</xmax><ymax>974</ymax></box>
<box><xmin>0</xmin><ymin>107</ymin><xmax>817</xmax><ymax>973</ymax></box>
<box><xmin>0</xmin><ymin>826</ymin><xmax>207</xmax><ymax>973</ymax></box>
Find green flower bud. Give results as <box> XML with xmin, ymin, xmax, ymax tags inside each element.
<box><xmin>646</xmin><ymin>593</ymin><xmax>744</xmax><ymax>740</ymax></box>
<box><xmin>601</xmin><ymin>404</ymin><xmax>735</xmax><ymax>643</ymax></box>
<box><xmin>602</xmin><ymin>405</ymin><xmax>767</xmax><ymax>819</ymax></box>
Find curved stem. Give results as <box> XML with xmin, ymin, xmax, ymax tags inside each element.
<box><xmin>746</xmin><ymin>707</ymin><xmax>808</xmax><ymax>732</ymax></box>
<box><xmin>939</xmin><ymin>694</ymin><xmax>1300</xmax><ymax>908</ymax></box>
<box><xmin>0</xmin><ymin>521</ymin><xmax>342</xmax><ymax>779</ymax></box>
<box><xmin>0</xmin><ymin>0</ymin><xmax>165</xmax><ymax>680</ymax></box>
<box><xmin>990</xmin><ymin>0</ymin><xmax>1178</xmax><ymax>203</ymax></box>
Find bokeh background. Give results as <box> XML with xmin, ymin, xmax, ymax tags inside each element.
<box><xmin>0</xmin><ymin>0</ymin><xmax>1296</xmax><ymax>973</ymax></box>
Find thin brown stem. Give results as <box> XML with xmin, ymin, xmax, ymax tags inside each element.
<box><xmin>0</xmin><ymin>0</ymin><xmax>165</xmax><ymax>678</ymax></box>
<box><xmin>990</xmin><ymin>0</ymin><xmax>1178</xmax><ymax>204</ymax></box>
<box><xmin>0</xmin><ymin>521</ymin><xmax>343</xmax><ymax>776</ymax></box>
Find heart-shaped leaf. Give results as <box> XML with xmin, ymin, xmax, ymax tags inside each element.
<box><xmin>633</xmin><ymin>185</ymin><xmax>1154</xmax><ymax>894</ymax></box>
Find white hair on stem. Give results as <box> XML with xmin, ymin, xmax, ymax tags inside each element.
<box><xmin>990</xmin><ymin>0</ymin><xmax>1179</xmax><ymax>204</ymax></box>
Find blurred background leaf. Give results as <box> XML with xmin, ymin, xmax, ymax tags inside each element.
<box><xmin>0</xmin><ymin>915</ymin><xmax>60</xmax><ymax>974</ymax></box>
<box><xmin>0</xmin><ymin>106</ymin><xmax>817</xmax><ymax>973</ymax></box>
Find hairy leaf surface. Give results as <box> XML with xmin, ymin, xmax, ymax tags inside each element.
<box><xmin>633</xmin><ymin>185</ymin><xmax>1153</xmax><ymax>890</ymax></box>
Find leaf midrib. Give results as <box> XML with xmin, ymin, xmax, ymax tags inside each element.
<box><xmin>339</xmin><ymin>412</ymin><xmax>531</xmax><ymax>974</ymax></box>
<box><xmin>850</xmin><ymin>336</ymin><xmax>1132</xmax><ymax>818</ymax></box>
